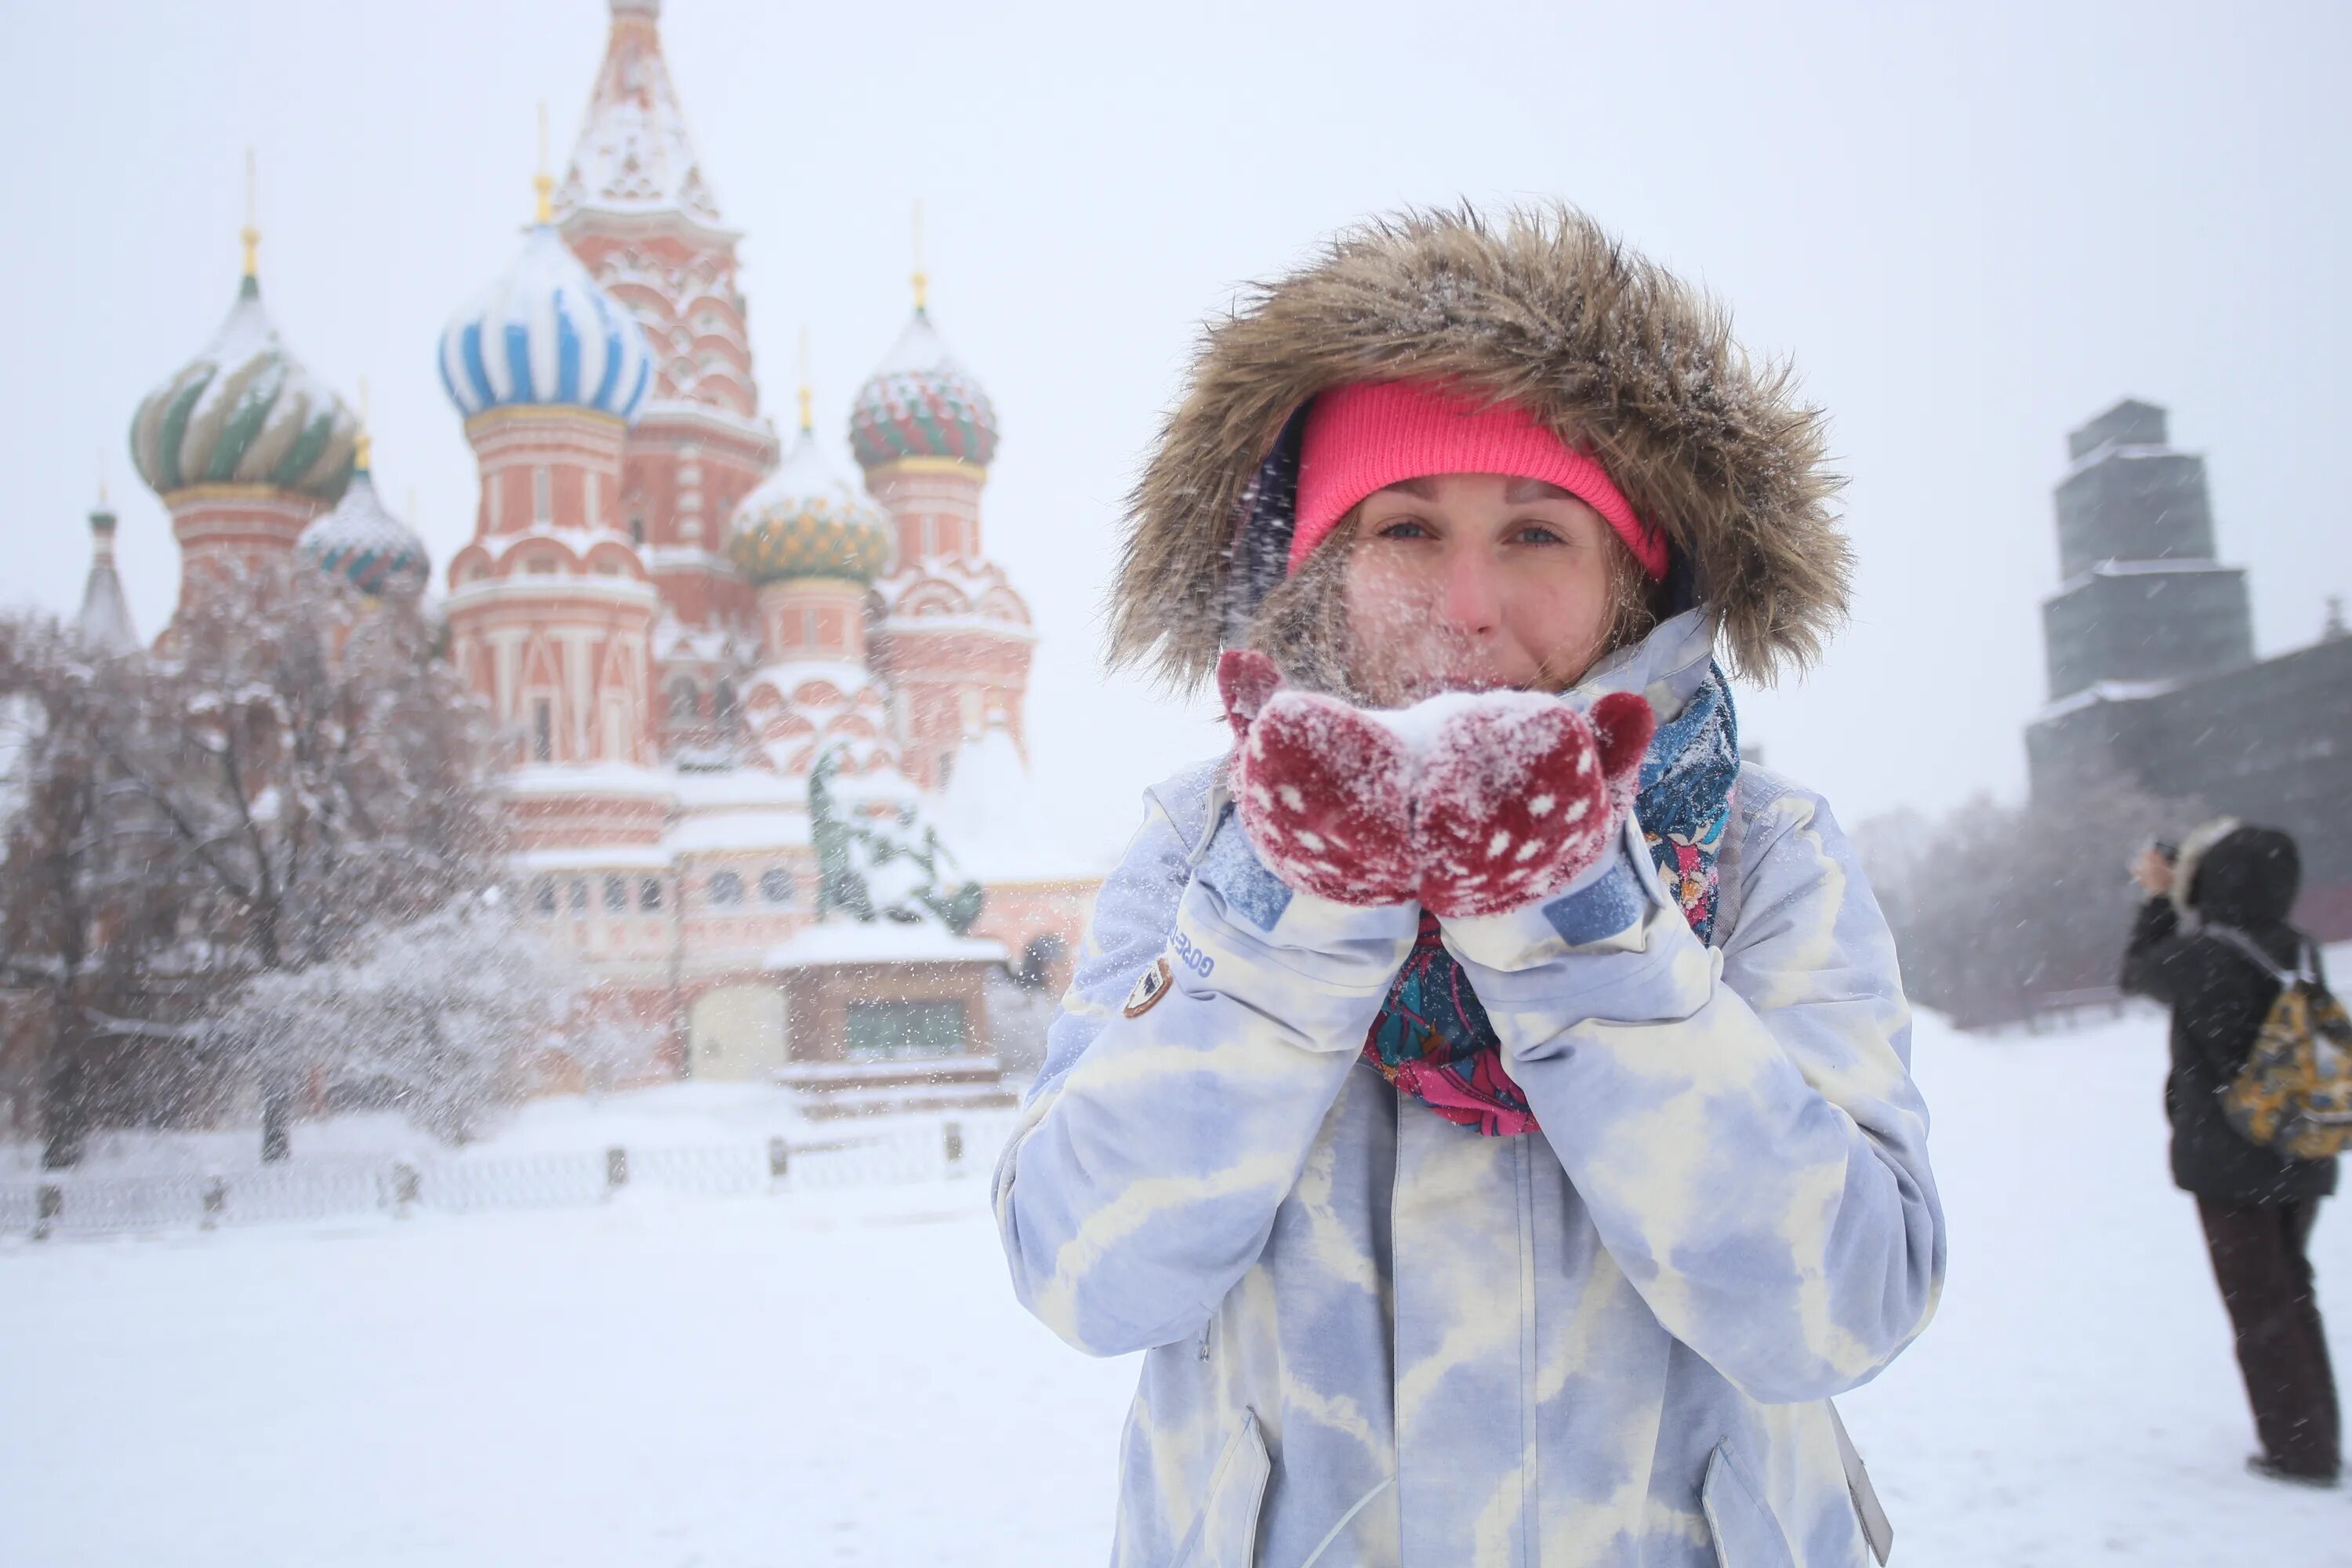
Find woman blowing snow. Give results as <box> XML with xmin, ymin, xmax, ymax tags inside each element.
<box><xmin>993</xmin><ymin>207</ymin><xmax>1945</xmax><ymax>1568</ymax></box>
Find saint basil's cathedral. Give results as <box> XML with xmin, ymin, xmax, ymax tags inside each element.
<box><xmin>92</xmin><ymin>0</ymin><xmax>1100</xmax><ymax>1110</ymax></box>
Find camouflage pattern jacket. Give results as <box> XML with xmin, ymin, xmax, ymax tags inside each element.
<box><xmin>994</xmin><ymin>615</ymin><xmax>1946</xmax><ymax>1567</ymax></box>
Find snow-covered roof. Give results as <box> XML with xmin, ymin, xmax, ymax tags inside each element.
<box><xmin>931</xmin><ymin>728</ymin><xmax>1120</xmax><ymax>884</ymax></box>
<box><xmin>2033</xmin><ymin>679</ymin><xmax>2178</xmax><ymax>724</ymax></box>
<box><xmin>551</xmin><ymin>1</ymin><xmax>728</xmax><ymax>233</ymax></box>
<box><xmin>873</xmin><ymin>310</ymin><xmax>965</xmax><ymax>377</ymax></box>
<box><xmin>666</xmin><ymin>811</ymin><xmax>809</xmax><ymax>855</ymax></box>
<box><xmin>666</xmin><ymin>763</ymin><xmax>811</xmax><ymax>854</ymax></box>
<box><xmin>763</xmin><ymin>921</ymin><xmax>1007</xmax><ymax>971</ymax></box>
<box><xmin>749</xmin><ymin>658</ymin><xmax>886</xmax><ymax>702</ymax></box>
<box><xmin>850</xmin><ymin>308</ymin><xmax>1000</xmax><ymax>470</ymax></box>
<box><xmin>128</xmin><ymin>275</ymin><xmax>358</xmax><ymax>503</ymax></box>
<box><xmin>2053</xmin><ymin>557</ymin><xmax>2239</xmax><ymax>596</ymax></box>
<box><xmin>2062</xmin><ymin>441</ymin><xmax>2191</xmax><ymax>481</ymax></box>
<box><xmin>438</xmin><ymin>225</ymin><xmax>652</xmax><ymax>423</ymax></box>
<box><xmin>500</xmin><ymin>762</ymin><xmax>677</xmax><ymax>800</ymax></box>
<box><xmin>298</xmin><ymin>466</ymin><xmax>430</xmax><ymax>600</ymax></box>
<box><xmin>668</xmin><ymin>765</ymin><xmax>795</xmax><ymax>808</ymax></box>
<box><xmin>826</xmin><ymin>761</ymin><xmax>920</xmax><ymax>808</ymax></box>
<box><xmin>509</xmin><ymin>844</ymin><xmax>673</xmax><ymax>873</ymax></box>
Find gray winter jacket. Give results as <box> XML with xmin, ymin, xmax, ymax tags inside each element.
<box><xmin>994</xmin><ymin>613</ymin><xmax>1947</xmax><ymax>1567</ymax></box>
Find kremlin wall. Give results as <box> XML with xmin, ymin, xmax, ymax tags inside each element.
<box><xmin>97</xmin><ymin>0</ymin><xmax>1104</xmax><ymax>1114</ymax></box>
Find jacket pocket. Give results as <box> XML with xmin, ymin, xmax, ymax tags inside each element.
<box><xmin>1171</xmin><ymin>1409</ymin><xmax>1272</xmax><ymax>1568</ymax></box>
<box><xmin>1701</xmin><ymin>1443</ymin><xmax>1797</xmax><ymax>1568</ymax></box>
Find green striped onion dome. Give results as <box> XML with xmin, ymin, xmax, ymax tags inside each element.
<box><xmin>129</xmin><ymin>275</ymin><xmax>358</xmax><ymax>503</ymax></box>
<box><xmin>728</xmin><ymin>431</ymin><xmax>893</xmax><ymax>585</ymax></box>
<box><xmin>296</xmin><ymin>461</ymin><xmax>428</xmax><ymax>600</ymax></box>
<box><xmin>848</xmin><ymin>309</ymin><xmax>999</xmax><ymax>470</ymax></box>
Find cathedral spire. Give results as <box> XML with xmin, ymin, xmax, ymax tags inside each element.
<box><xmin>76</xmin><ymin>488</ymin><xmax>138</xmax><ymax>654</ymax></box>
<box><xmin>533</xmin><ymin>103</ymin><xmax>554</xmax><ymax>225</ymax></box>
<box><xmin>553</xmin><ymin>0</ymin><xmax>726</xmax><ymax>234</ymax></box>
<box><xmin>239</xmin><ymin>148</ymin><xmax>260</xmax><ymax>290</ymax></box>
<box><xmin>911</xmin><ymin>201</ymin><xmax>928</xmax><ymax>315</ymax></box>
<box><xmin>797</xmin><ymin>325</ymin><xmax>814</xmax><ymax>435</ymax></box>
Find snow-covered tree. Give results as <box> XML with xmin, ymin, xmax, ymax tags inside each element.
<box><xmin>1859</xmin><ymin>775</ymin><xmax>2200</xmax><ymax>1029</ymax></box>
<box><xmin>0</xmin><ymin>617</ymin><xmax>187</xmax><ymax>1167</ymax></box>
<box><xmin>207</xmin><ymin>891</ymin><xmax>637</xmax><ymax>1146</ymax></box>
<box><xmin>0</xmin><ymin>562</ymin><xmax>507</xmax><ymax>1162</ymax></box>
<box><xmin>120</xmin><ymin>564</ymin><xmax>503</xmax><ymax>1154</ymax></box>
<box><xmin>126</xmin><ymin>563</ymin><xmax>503</xmax><ymax>973</ymax></box>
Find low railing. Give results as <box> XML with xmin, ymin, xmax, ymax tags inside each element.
<box><xmin>0</xmin><ymin>1109</ymin><xmax>1025</xmax><ymax>1242</ymax></box>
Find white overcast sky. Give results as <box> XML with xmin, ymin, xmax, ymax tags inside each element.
<box><xmin>5</xmin><ymin>0</ymin><xmax>2347</xmax><ymax>862</ymax></box>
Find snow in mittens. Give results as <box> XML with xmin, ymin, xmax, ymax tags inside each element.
<box><xmin>1228</xmin><ymin>670</ymin><xmax>1650</xmax><ymax>915</ymax></box>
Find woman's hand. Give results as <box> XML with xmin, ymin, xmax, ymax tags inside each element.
<box><xmin>1216</xmin><ymin>651</ymin><xmax>1653</xmax><ymax>916</ymax></box>
<box><xmin>1219</xmin><ymin>651</ymin><xmax>1419</xmax><ymax>907</ymax></box>
<box><xmin>1415</xmin><ymin>691</ymin><xmax>1652</xmax><ymax>918</ymax></box>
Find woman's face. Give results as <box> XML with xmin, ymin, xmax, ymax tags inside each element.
<box><xmin>1341</xmin><ymin>473</ymin><xmax>1624</xmax><ymax>706</ymax></box>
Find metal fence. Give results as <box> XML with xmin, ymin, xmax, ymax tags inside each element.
<box><xmin>0</xmin><ymin>1109</ymin><xmax>1025</xmax><ymax>1242</ymax></box>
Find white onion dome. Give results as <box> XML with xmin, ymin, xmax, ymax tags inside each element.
<box><xmin>129</xmin><ymin>274</ymin><xmax>359</xmax><ymax>503</ymax></box>
<box><xmin>437</xmin><ymin>224</ymin><xmax>652</xmax><ymax>423</ymax></box>
<box><xmin>849</xmin><ymin>308</ymin><xmax>1000</xmax><ymax>470</ymax></box>
<box><xmin>728</xmin><ymin>428</ymin><xmax>893</xmax><ymax>584</ymax></box>
<box><xmin>296</xmin><ymin>440</ymin><xmax>429</xmax><ymax>600</ymax></box>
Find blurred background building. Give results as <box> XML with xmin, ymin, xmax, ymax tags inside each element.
<box><xmin>2026</xmin><ymin>397</ymin><xmax>2352</xmax><ymax>938</ymax></box>
<box><xmin>100</xmin><ymin>0</ymin><xmax>1102</xmax><ymax>1112</ymax></box>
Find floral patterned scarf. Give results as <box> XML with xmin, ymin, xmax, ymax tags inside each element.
<box><xmin>1359</xmin><ymin>667</ymin><xmax>1740</xmax><ymax>1136</ymax></box>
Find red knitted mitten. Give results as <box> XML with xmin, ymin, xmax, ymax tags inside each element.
<box><xmin>1218</xmin><ymin>651</ymin><xmax>1419</xmax><ymax>907</ymax></box>
<box><xmin>1414</xmin><ymin>691</ymin><xmax>1654</xmax><ymax>919</ymax></box>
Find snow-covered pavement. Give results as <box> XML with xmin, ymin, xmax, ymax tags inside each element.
<box><xmin>4</xmin><ymin>1006</ymin><xmax>2347</xmax><ymax>1566</ymax></box>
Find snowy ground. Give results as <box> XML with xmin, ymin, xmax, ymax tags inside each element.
<box><xmin>0</xmin><ymin>1078</ymin><xmax>953</xmax><ymax>1178</ymax></box>
<box><xmin>5</xmin><ymin>1004</ymin><xmax>2349</xmax><ymax>1566</ymax></box>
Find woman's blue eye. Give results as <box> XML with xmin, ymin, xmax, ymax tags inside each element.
<box><xmin>1377</xmin><ymin>518</ymin><xmax>1432</xmax><ymax>539</ymax></box>
<box><xmin>1512</xmin><ymin>524</ymin><xmax>1566</xmax><ymax>545</ymax></box>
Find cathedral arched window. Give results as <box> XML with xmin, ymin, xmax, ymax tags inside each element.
<box><xmin>760</xmin><ymin>867</ymin><xmax>793</xmax><ymax>906</ymax></box>
<box><xmin>604</xmin><ymin>875</ymin><xmax>629</xmax><ymax>913</ymax></box>
<box><xmin>708</xmin><ymin>870</ymin><xmax>743</xmax><ymax>906</ymax></box>
<box><xmin>639</xmin><ymin>877</ymin><xmax>663</xmax><ymax>912</ymax></box>
<box><xmin>668</xmin><ymin>679</ymin><xmax>699</xmax><ymax>721</ymax></box>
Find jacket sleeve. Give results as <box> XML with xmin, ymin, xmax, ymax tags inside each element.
<box><xmin>2119</xmin><ymin>895</ymin><xmax>2187</xmax><ymax>1003</ymax></box>
<box><xmin>1436</xmin><ymin>783</ymin><xmax>1945</xmax><ymax>1404</ymax></box>
<box><xmin>994</xmin><ymin>797</ymin><xmax>1418</xmax><ymax>1357</ymax></box>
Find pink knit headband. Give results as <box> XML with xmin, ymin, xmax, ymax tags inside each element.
<box><xmin>1289</xmin><ymin>380</ymin><xmax>1668</xmax><ymax>579</ymax></box>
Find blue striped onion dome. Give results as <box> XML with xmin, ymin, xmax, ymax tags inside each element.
<box><xmin>129</xmin><ymin>275</ymin><xmax>358</xmax><ymax>503</ymax></box>
<box><xmin>849</xmin><ymin>309</ymin><xmax>999</xmax><ymax>469</ymax></box>
<box><xmin>437</xmin><ymin>224</ymin><xmax>652</xmax><ymax>423</ymax></box>
<box><xmin>296</xmin><ymin>459</ymin><xmax>429</xmax><ymax>599</ymax></box>
<box><xmin>728</xmin><ymin>430</ymin><xmax>893</xmax><ymax>584</ymax></box>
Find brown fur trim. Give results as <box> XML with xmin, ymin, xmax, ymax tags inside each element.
<box><xmin>1109</xmin><ymin>205</ymin><xmax>1850</xmax><ymax>690</ymax></box>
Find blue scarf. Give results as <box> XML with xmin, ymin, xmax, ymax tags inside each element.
<box><xmin>1359</xmin><ymin>667</ymin><xmax>1741</xmax><ymax>1136</ymax></box>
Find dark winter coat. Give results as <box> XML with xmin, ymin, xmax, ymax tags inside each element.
<box><xmin>2120</xmin><ymin>825</ymin><xmax>2339</xmax><ymax>1204</ymax></box>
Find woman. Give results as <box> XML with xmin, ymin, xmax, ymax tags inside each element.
<box><xmin>2123</xmin><ymin>822</ymin><xmax>2340</xmax><ymax>1487</ymax></box>
<box><xmin>994</xmin><ymin>207</ymin><xmax>1944</xmax><ymax>1567</ymax></box>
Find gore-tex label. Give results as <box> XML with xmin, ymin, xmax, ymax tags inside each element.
<box><xmin>1171</xmin><ymin>930</ymin><xmax>1214</xmax><ymax>978</ymax></box>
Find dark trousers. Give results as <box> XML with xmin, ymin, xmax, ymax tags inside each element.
<box><xmin>2195</xmin><ymin>1197</ymin><xmax>2341</xmax><ymax>1479</ymax></box>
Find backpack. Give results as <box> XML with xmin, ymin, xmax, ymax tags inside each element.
<box><xmin>2202</xmin><ymin>925</ymin><xmax>2352</xmax><ymax>1161</ymax></box>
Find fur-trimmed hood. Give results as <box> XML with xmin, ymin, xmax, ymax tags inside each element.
<box><xmin>1109</xmin><ymin>205</ymin><xmax>1849</xmax><ymax>689</ymax></box>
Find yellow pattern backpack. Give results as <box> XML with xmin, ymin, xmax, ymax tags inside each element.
<box><xmin>2205</xmin><ymin>925</ymin><xmax>2352</xmax><ymax>1161</ymax></box>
